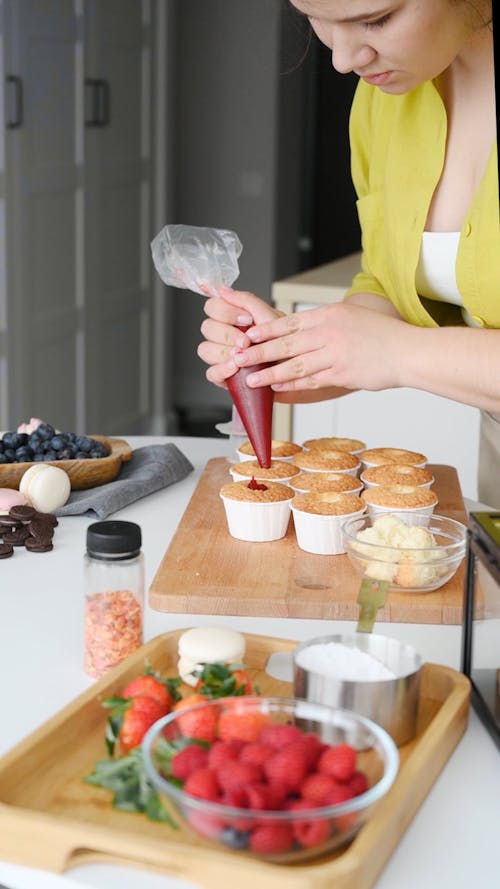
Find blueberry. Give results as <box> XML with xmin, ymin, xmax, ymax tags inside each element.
<box><xmin>43</xmin><ymin>450</ymin><xmax>58</xmax><ymax>461</ymax></box>
<box><xmin>90</xmin><ymin>441</ymin><xmax>107</xmax><ymax>458</ymax></box>
<box><xmin>15</xmin><ymin>445</ymin><xmax>34</xmax><ymax>462</ymax></box>
<box><xmin>33</xmin><ymin>453</ymin><xmax>45</xmax><ymax>461</ymax></box>
<box><xmin>36</xmin><ymin>423</ymin><xmax>56</xmax><ymax>441</ymax></box>
<box><xmin>2</xmin><ymin>432</ymin><xmax>15</xmax><ymax>448</ymax></box>
<box><xmin>75</xmin><ymin>450</ymin><xmax>90</xmax><ymax>459</ymax></box>
<box><xmin>16</xmin><ymin>433</ymin><xmax>28</xmax><ymax>446</ymax></box>
<box><xmin>75</xmin><ymin>435</ymin><xmax>94</xmax><ymax>453</ymax></box>
<box><xmin>0</xmin><ymin>453</ymin><xmax>7</xmax><ymax>463</ymax></box>
<box><xmin>50</xmin><ymin>435</ymin><xmax>66</xmax><ymax>452</ymax></box>
<box><xmin>57</xmin><ymin>447</ymin><xmax>74</xmax><ymax>460</ymax></box>
<box><xmin>3</xmin><ymin>448</ymin><xmax>15</xmax><ymax>462</ymax></box>
<box><xmin>0</xmin><ymin>441</ymin><xmax>4</xmax><ymax>454</ymax></box>
<box><xmin>220</xmin><ymin>826</ymin><xmax>250</xmax><ymax>850</ymax></box>
<box><xmin>66</xmin><ymin>432</ymin><xmax>77</xmax><ymax>444</ymax></box>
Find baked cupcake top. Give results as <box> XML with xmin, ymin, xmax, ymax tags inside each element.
<box><xmin>361</xmin><ymin>485</ymin><xmax>438</xmax><ymax>509</ymax></box>
<box><xmin>292</xmin><ymin>449</ymin><xmax>360</xmax><ymax>472</ymax></box>
<box><xmin>361</xmin><ymin>464</ymin><xmax>435</xmax><ymax>487</ymax></box>
<box><xmin>292</xmin><ymin>472</ymin><xmax>363</xmax><ymax>493</ymax></box>
<box><xmin>302</xmin><ymin>436</ymin><xmax>366</xmax><ymax>453</ymax></box>
<box><xmin>238</xmin><ymin>439</ymin><xmax>303</xmax><ymax>458</ymax></box>
<box><xmin>291</xmin><ymin>492</ymin><xmax>366</xmax><ymax>516</ymax></box>
<box><xmin>360</xmin><ymin>447</ymin><xmax>427</xmax><ymax>466</ymax></box>
<box><xmin>220</xmin><ymin>480</ymin><xmax>295</xmax><ymax>503</ymax></box>
<box><xmin>231</xmin><ymin>459</ymin><xmax>301</xmax><ymax>480</ymax></box>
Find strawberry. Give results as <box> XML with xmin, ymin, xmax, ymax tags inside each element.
<box><xmin>263</xmin><ymin>744</ymin><xmax>309</xmax><ymax>792</ymax></box>
<box><xmin>118</xmin><ymin>695</ymin><xmax>167</xmax><ymax>754</ymax></box>
<box><xmin>288</xmin><ymin>799</ymin><xmax>330</xmax><ymax>849</ymax></box>
<box><xmin>171</xmin><ymin>743</ymin><xmax>209</xmax><ymax>780</ymax></box>
<box><xmin>184</xmin><ymin>767</ymin><xmax>220</xmax><ymax>802</ymax></box>
<box><xmin>300</xmin><ymin>772</ymin><xmax>339</xmax><ymax>805</ymax></box>
<box><xmin>249</xmin><ymin>823</ymin><xmax>294</xmax><ymax>854</ymax></box>
<box><xmin>172</xmin><ymin>695</ymin><xmax>219</xmax><ymax>743</ymax></box>
<box><xmin>318</xmin><ymin>743</ymin><xmax>357</xmax><ymax>782</ymax></box>
<box><xmin>218</xmin><ymin>707</ymin><xmax>270</xmax><ymax>743</ymax></box>
<box><xmin>121</xmin><ymin>672</ymin><xmax>176</xmax><ymax>711</ymax></box>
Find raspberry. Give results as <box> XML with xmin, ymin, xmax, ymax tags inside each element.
<box><xmin>249</xmin><ymin>823</ymin><xmax>294</xmax><ymax>854</ymax></box>
<box><xmin>207</xmin><ymin>740</ymin><xmax>239</xmax><ymax>770</ymax></box>
<box><xmin>348</xmin><ymin>769</ymin><xmax>369</xmax><ymax>797</ymax></box>
<box><xmin>239</xmin><ymin>741</ymin><xmax>273</xmax><ymax>768</ymax></box>
<box><xmin>264</xmin><ymin>745</ymin><xmax>309</xmax><ymax>791</ymax></box>
<box><xmin>300</xmin><ymin>772</ymin><xmax>339</xmax><ymax>805</ymax></box>
<box><xmin>318</xmin><ymin>743</ymin><xmax>357</xmax><ymax>782</ymax></box>
<box><xmin>323</xmin><ymin>783</ymin><xmax>354</xmax><ymax>806</ymax></box>
<box><xmin>171</xmin><ymin>743</ymin><xmax>209</xmax><ymax>780</ymax></box>
<box><xmin>184</xmin><ymin>767</ymin><xmax>220</xmax><ymax>801</ymax></box>
<box><xmin>289</xmin><ymin>799</ymin><xmax>331</xmax><ymax>848</ymax></box>
<box><xmin>260</xmin><ymin>723</ymin><xmax>303</xmax><ymax>748</ymax></box>
<box><xmin>216</xmin><ymin>760</ymin><xmax>262</xmax><ymax>793</ymax></box>
<box><xmin>289</xmin><ymin>733</ymin><xmax>323</xmax><ymax>769</ymax></box>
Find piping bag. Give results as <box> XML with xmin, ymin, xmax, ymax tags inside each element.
<box><xmin>151</xmin><ymin>224</ymin><xmax>274</xmax><ymax>467</ymax></box>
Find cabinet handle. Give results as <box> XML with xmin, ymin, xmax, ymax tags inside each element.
<box><xmin>6</xmin><ymin>75</ymin><xmax>23</xmax><ymax>129</ymax></box>
<box><xmin>85</xmin><ymin>78</ymin><xmax>111</xmax><ymax>127</ymax></box>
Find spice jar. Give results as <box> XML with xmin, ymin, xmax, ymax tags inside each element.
<box><xmin>84</xmin><ymin>520</ymin><xmax>144</xmax><ymax>679</ymax></box>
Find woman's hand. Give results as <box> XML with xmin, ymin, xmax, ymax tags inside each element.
<box><xmin>229</xmin><ymin>299</ymin><xmax>409</xmax><ymax>393</ymax></box>
<box><xmin>197</xmin><ymin>286</ymin><xmax>282</xmax><ymax>387</ymax></box>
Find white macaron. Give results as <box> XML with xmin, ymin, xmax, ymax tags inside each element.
<box><xmin>177</xmin><ymin>626</ymin><xmax>246</xmax><ymax>687</ymax></box>
<box><xmin>19</xmin><ymin>463</ymin><xmax>71</xmax><ymax>513</ymax></box>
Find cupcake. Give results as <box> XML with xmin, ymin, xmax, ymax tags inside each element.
<box><xmin>229</xmin><ymin>459</ymin><xmax>301</xmax><ymax>484</ymax></box>
<box><xmin>219</xmin><ymin>479</ymin><xmax>295</xmax><ymax>542</ymax></box>
<box><xmin>237</xmin><ymin>439</ymin><xmax>303</xmax><ymax>462</ymax></box>
<box><xmin>291</xmin><ymin>449</ymin><xmax>361</xmax><ymax>476</ymax></box>
<box><xmin>361</xmin><ymin>464</ymin><xmax>435</xmax><ymax>489</ymax></box>
<box><xmin>291</xmin><ymin>471</ymin><xmax>363</xmax><ymax>495</ymax></box>
<box><xmin>302</xmin><ymin>436</ymin><xmax>366</xmax><ymax>455</ymax></box>
<box><xmin>291</xmin><ymin>491</ymin><xmax>366</xmax><ymax>555</ymax></box>
<box><xmin>361</xmin><ymin>484</ymin><xmax>438</xmax><ymax>525</ymax></box>
<box><xmin>360</xmin><ymin>447</ymin><xmax>427</xmax><ymax>469</ymax></box>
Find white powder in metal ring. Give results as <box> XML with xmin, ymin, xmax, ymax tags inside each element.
<box><xmin>296</xmin><ymin>642</ymin><xmax>397</xmax><ymax>681</ymax></box>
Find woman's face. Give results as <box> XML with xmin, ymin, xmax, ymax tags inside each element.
<box><xmin>289</xmin><ymin>0</ymin><xmax>476</xmax><ymax>93</ymax></box>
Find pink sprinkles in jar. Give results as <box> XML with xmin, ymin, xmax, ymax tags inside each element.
<box><xmin>84</xmin><ymin>588</ymin><xmax>143</xmax><ymax>679</ymax></box>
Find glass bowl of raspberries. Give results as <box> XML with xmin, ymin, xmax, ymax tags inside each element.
<box><xmin>142</xmin><ymin>695</ymin><xmax>399</xmax><ymax>862</ymax></box>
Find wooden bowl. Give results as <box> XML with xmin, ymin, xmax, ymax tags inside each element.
<box><xmin>0</xmin><ymin>435</ymin><xmax>132</xmax><ymax>491</ymax></box>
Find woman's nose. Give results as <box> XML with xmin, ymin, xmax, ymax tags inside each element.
<box><xmin>331</xmin><ymin>40</ymin><xmax>376</xmax><ymax>75</ymax></box>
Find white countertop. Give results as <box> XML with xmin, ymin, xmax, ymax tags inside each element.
<box><xmin>1</xmin><ymin>436</ymin><xmax>498</xmax><ymax>889</ymax></box>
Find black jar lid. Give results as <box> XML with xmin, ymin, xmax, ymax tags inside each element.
<box><xmin>87</xmin><ymin>520</ymin><xmax>142</xmax><ymax>559</ymax></box>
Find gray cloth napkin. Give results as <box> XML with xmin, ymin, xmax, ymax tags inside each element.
<box><xmin>54</xmin><ymin>444</ymin><xmax>194</xmax><ymax>518</ymax></box>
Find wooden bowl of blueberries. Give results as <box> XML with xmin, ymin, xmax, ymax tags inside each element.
<box><xmin>0</xmin><ymin>421</ymin><xmax>132</xmax><ymax>490</ymax></box>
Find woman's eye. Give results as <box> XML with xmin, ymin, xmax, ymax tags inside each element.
<box><xmin>364</xmin><ymin>14</ymin><xmax>391</xmax><ymax>29</ymax></box>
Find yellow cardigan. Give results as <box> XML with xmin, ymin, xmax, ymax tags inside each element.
<box><xmin>345</xmin><ymin>78</ymin><xmax>500</xmax><ymax>328</ymax></box>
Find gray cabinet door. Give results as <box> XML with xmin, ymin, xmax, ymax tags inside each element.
<box><xmin>84</xmin><ymin>0</ymin><xmax>153</xmax><ymax>434</ymax></box>
<box><xmin>2</xmin><ymin>0</ymin><xmax>155</xmax><ymax>435</ymax></box>
<box><xmin>4</xmin><ymin>0</ymin><xmax>82</xmax><ymax>431</ymax></box>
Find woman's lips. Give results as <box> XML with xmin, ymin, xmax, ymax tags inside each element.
<box><xmin>359</xmin><ymin>70</ymin><xmax>393</xmax><ymax>85</ymax></box>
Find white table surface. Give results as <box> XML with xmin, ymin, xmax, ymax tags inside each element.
<box><xmin>1</xmin><ymin>435</ymin><xmax>498</xmax><ymax>889</ymax></box>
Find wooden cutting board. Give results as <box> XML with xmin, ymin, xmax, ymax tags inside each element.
<box><xmin>149</xmin><ymin>458</ymin><xmax>469</xmax><ymax>624</ymax></box>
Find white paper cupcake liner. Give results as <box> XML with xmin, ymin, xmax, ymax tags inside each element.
<box><xmin>291</xmin><ymin>505</ymin><xmax>367</xmax><ymax>555</ymax></box>
<box><xmin>220</xmin><ymin>494</ymin><xmax>293</xmax><ymax>542</ymax></box>
<box><xmin>364</xmin><ymin>501</ymin><xmax>437</xmax><ymax>526</ymax></box>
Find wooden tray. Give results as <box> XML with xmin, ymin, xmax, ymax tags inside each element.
<box><xmin>0</xmin><ymin>435</ymin><xmax>132</xmax><ymax>490</ymax></box>
<box><xmin>149</xmin><ymin>459</ymin><xmax>469</xmax><ymax>624</ymax></box>
<box><xmin>0</xmin><ymin>630</ymin><xmax>470</xmax><ymax>889</ymax></box>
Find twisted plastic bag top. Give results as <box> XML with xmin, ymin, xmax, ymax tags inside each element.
<box><xmin>151</xmin><ymin>224</ymin><xmax>242</xmax><ymax>297</ymax></box>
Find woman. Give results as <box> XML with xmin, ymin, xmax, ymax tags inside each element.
<box><xmin>198</xmin><ymin>0</ymin><xmax>499</xmax><ymax>506</ymax></box>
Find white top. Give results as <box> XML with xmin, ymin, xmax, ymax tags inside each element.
<box><xmin>0</xmin><ymin>435</ymin><xmax>498</xmax><ymax>889</ymax></box>
<box><xmin>415</xmin><ymin>231</ymin><xmax>481</xmax><ymax>327</ymax></box>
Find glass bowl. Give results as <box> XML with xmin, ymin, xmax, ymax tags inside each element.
<box><xmin>342</xmin><ymin>512</ymin><xmax>467</xmax><ymax>593</ymax></box>
<box><xmin>142</xmin><ymin>695</ymin><xmax>399</xmax><ymax>864</ymax></box>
